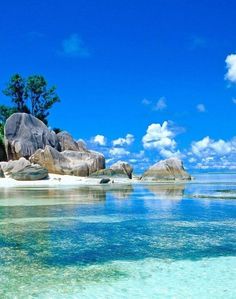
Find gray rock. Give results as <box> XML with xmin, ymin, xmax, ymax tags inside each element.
<box><xmin>0</xmin><ymin>157</ymin><xmax>30</xmax><ymax>174</ymax></box>
<box><xmin>110</xmin><ymin>161</ymin><xmax>133</xmax><ymax>179</ymax></box>
<box><xmin>141</xmin><ymin>157</ymin><xmax>191</xmax><ymax>181</ymax></box>
<box><xmin>99</xmin><ymin>178</ymin><xmax>111</xmax><ymax>184</ymax></box>
<box><xmin>90</xmin><ymin>161</ymin><xmax>133</xmax><ymax>179</ymax></box>
<box><xmin>62</xmin><ymin>150</ymin><xmax>105</xmax><ymax>175</ymax></box>
<box><xmin>57</xmin><ymin>131</ymin><xmax>82</xmax><ymax>151</ymax></box>
<box><xmin>10</xmin><ymin>164</ymin><xmax>48</xmax><ymax>181</ymax></box>
<box><xmin>0</xmin><ymin>166</ymin><xmax>4</xmax><ymax>178</ymax></box>
<box><xmin>4</xmin><ymin>113</ymin><xmax>59</xmax><ymax>160</ymax></box>
<box><xmin>29</xmin><ymin>145</ymin><xmax>104</xmax><ymax>177</ymax></box>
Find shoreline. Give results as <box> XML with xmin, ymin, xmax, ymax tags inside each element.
<box><xmin>0</xmin><ymin>173</ymin><xmax>191</xmax><ymax>189</ymax></box>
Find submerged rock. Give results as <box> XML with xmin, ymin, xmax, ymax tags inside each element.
<box><xmin>141</xmin><ymin>157</ymin><xmax>191</xmax><ymax>181</ymax></box>
<box><xmin>4</xmin><ymin>113</ymin><xmax>59</xmax><ymax>160</ymax></box>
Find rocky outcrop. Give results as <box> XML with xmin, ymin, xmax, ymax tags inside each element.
<box><xmin>141</xmin><ymin>157</ymin><xmax>191</xmax><ymax>181</ymax></box>
<box><xmin>57</xmin><ymin>131</ymin><xmax>82</xmax><ymax>152</ymax></box>
<box><xmin>0</xmin><ymin>157</ymin><xmax>48</xmax><ymax>180</ymax></box>
<box><xmin>4</xmin><ymin>113</ymin><xmax>59</xmax><ymax>160</ymax></box>
<box><xmin>0</xmin><ymin>157</ymin><xmax>30</xmax><ymax>174</ymax></box>
<box><xmin>62</xmin><ymin>150</ymin><xmax>105</xmax><ymax>174</ymax></box>
<box><xmin>10</xmin><ymin>164</ymin><xmax>48</xmax><ymax>181</ymax></box>
<box><xmin>110</xmin><ymin>161</ymin><xmax>133</xmax><ymax>179</ymax></box>
<box><xmin>90</xmin><ymin>161</ymin><xmax>133</xmax><ymax>179</ymax></box>
<box><xmin>29</xmin><ymin>145</ymin><xmax>105</xmax><ymax>176</ymax></box>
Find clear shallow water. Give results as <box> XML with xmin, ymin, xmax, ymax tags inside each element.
<box><xmin>0</xmin><ymin>174</ymin><xmax>236</xmax><ymax>298</ymax></box>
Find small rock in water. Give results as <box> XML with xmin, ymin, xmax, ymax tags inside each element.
<box><xmin>99</xmin><ymin>178</ymin><xmax>111</xmax><ymax>184</ymax></box>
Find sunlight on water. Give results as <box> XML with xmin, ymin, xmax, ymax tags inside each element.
<box><xmin>0</xmin><ymin>173</ymin><xmax>236</xmax><ymax>298</ymax></box>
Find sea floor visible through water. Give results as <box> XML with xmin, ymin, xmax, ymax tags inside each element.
<box><xmin>0</xmin><ymin>173</ymin><xmax>236</xmax><ymax>298</ymax></box>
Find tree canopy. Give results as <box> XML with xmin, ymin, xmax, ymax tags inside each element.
<box><xmin>2</xmin><ymin>74</ymin><xmax>60</xmax><ymax>125</ymax></box>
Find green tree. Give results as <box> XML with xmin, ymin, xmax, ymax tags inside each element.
<box><xmin>3</xmin><ymin>74</ymin><xmax>60</xmax><ymax>125</ymax></box>
<box><xmin>3</xmin><ymin>74</ymin><xmax>28</xmax><ymax>112</ymax></box>
<box><xmin>26</xmin><ymin>75</ymin><xmax>60</xmax><ymax>125</ymax></box>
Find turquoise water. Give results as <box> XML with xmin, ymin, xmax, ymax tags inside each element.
<box><xmin>0</xmin><ymin>174</ymin><xmax>236</xmax><ymax>298</ymax></box>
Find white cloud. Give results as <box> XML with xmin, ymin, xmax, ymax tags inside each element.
<box><xmin>196</xmin><ymin>103</ymin><xmax>206</xmax><ymax>112</ymax></box>
<box><xmin>92</xmin><ymin>135</ymin><xmax>106</xmax><ymax>146</ymax></box>
<box><xmin>62</xmin><ymin>34</ymin><xmax>89</xmax><ymax>57</ymax></box>
<box><xmin>112</xmin><ymin>134</ymin><xmax>134</xmax><ymax>146</ymax></box>
<box><xmin>142</xmin><ymin>98</ymin><xmax>151</xmax><ymax>105</ymax></box>
<box><xmin>191</xmin><ymin>136</ymin><xmax>233</xmax><ymax>157</ymax></box>
<box><xmin>189</xmin><ymin>136</ymin><xmax>236</xmax><ymax>169</ymax></box>
<box><xmin>109</xmin><ymin>148</ymin><xmax>130</xmax><ymax>157</ymax></box>
<box><xmin>142</xmin><ymin>121</ymin><xmax>181</xmax><ymax>158</ymax></box>
<box><xmin>143</xmin><ymin>121</ymin><xmax>176</xmax><ymax>150</ymax></box>
<box><xmin>153</xmin><ymin>97</ymin><xmax>167</xmax><ymax>111</ymax></box>
<box><xmin>225</xmin><ymin>54</ymin><xmax>236</xmax><ymax>83</ymax></box>
<box><xmin>232</xmin><ymin>98</ymin><xmax>236</xmax><ymax>104</ymax></box>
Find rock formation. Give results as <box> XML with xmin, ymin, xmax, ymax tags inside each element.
<box><xmin>10</xmin><ymin>164</ymin><xmax>48</xmax><ymax>181</ymax></box>
<box><xmin>3</xmin><ymin>113</ymin><xmax>105</xmax><ymax>177</ymax></box>
<box><xmin>0</xmin><ymin>157</ymin><xmax>48</xmax><ymax>181</ymax></box>
<box><xmin>141</xmin><ymin>157</ymin><xmax>191</xmax><ymax>181</ymax></box>
<box><xmin>91</xmin><ymin>161</ymin><xmax>133</xmax><ymax>179</ymax></box>
<box><xmin>29</xmin><ymin>145</ymin><xmax>105</xmax><ymax>176</ymax></box>
<box><xmin>57</xmin><ymin>131</ymin><xmax>81</xmax><ymax>151</ymax></box>
<box><xmin>4</xmin><ymin>113</ymin><xmax>59</xmax><ymax>160</ymax></box>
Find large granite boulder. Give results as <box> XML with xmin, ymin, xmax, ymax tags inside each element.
<box><xmin>29</xmin><ymin>145</ymin><xmax>105</xmax><ymax>176</ymax></box>
<box><xmin>110</xmin><ymin>161</ymin><xmax>133</xmax><ymax>179</ymax></box>
<box><xmin>10</xmin><ymin>164</ymin><xmax>48</xmax><ymax>181</ymax></box>
<box><xmin>90</xmin><ymin>161</ymin><xmax>133</xmax><ymax>179</ymax></box>
<box><xmin>57</xmin><ymin>131</ymin><xmax>82</xmax><ymax>151</ymax></box>
<box><xmin>0</xmin><ymin>157</ymin><xmax>30</xmax><ymax>174</ymax></box>
<box><xmin>4</xmin><ymin>113</ymin><xmax>59</xmax><ymax>160</ymax></box>
<box><xmin>0</xmin><ymin>157</ymin><xmax>48</xmax><ymax>180</ymax></box>
<box><xmin>142</xmin><ymin>158</ymin><xmax>191</xmax><ymax>181</ymax></box>
<box><xmin>62</xmin><ymin>150</ymin><xmax>105</xmax><ymax>174</ymax></box>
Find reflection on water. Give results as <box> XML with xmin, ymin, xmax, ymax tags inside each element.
<box><xmin>146</xmin><ymin>184</ymin><xmax>186</xmax><ymax>200</ymax></box>
<box><xmin>0</xmin><ymin>174</ymin><xmax>236</xmax><ymax>298</ymax></box>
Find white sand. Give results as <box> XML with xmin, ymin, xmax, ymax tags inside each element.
<box><xmin>0</xmin><ymin>173</ymin><xmax>135</xmax><ymax>188</ymax></box>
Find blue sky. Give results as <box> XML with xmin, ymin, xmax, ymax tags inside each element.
<box><xmin>1</xmin><ymin>0</ymin><xmax>236</xmax><ymax>171</ymax></box>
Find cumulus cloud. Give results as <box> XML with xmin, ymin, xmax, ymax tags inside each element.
<box><xmin>142</xmin><ymin>121</ymin><xmax>181</xmax><ymax>158</ymax></box>
<box><xmin>112</xmin><ymin>134</ymin><xmax>134</xmax><ymax>146</ymax></box>
<box><xmin>91</xmin><ymin>135</ymin><xmax>106</xmax><ymax>146</ymax></box>
<box><xmin>225</xmin><ymin>54</ymin><xmax>236</xmax><ymax>83</ymax></box>
<box><xmin>109</xmin><ymin>148</ymin><xmax>130</xmax><ymax>157</ymax></box>
<box><xmin>143</xmin><ymin>122</ymin><xmax>176</xmax><ymax>149</ymax></box>
<box><xmin>189</xmin><ymin>136</ymin><xmax>236</xmax><ymax>169</ymax></box>
<box><xmin>153</xmin><ymin>97</ymin><xmax>167</xmax><ymax>111</ymax></box>
<box><xmin>191</xmin><ymin>136</ymin><xmax>233</xmax><ymax>157</ymax></box>
<box><xmin>196</xmin><ymin>103</ymin><xmax>206</xmax><ymax>112</ymax></box>
<box><xmin>61</xmin><ymin>34</ymin><xmax>89</xmax><ymax>57</ymax></box>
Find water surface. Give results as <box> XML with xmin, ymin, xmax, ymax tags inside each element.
<box><xmin>0</xmin><ymin>174</ymin><xmax>236</xmax><ymax>298</ymax></box>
